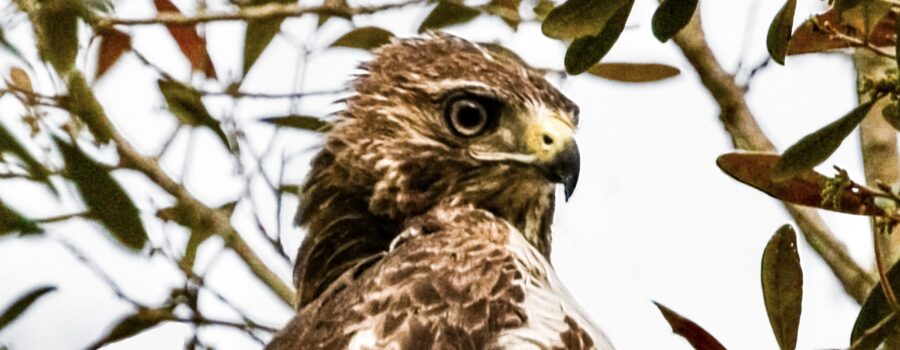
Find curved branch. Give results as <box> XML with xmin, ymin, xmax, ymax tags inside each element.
<box><xmin>671</xmin><ymin>8</ymin><xmax>875</xmax><ymax>303</ymax></box>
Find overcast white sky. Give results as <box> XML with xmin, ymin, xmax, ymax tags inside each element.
<box><xmin>0</xmin><ymin>0</ymin><xmax>881</xmax><ymax>349</ymax></box>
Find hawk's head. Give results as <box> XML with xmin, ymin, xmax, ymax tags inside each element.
<box><xmin>295</xmin><ymin>34</ymin><xmax>580</xmax><ymax>304</ymax></box>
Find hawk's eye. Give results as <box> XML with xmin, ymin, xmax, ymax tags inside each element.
<box><xmin>445</xmin><ymin>96</ymin><xmax>498</xmax><ymax>137</ymax></box>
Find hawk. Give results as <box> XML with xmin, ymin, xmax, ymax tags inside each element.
<box><xmin>267</xmin><ymin>34</ymin><xmax>614</xmax><ymax>350</ymax></box>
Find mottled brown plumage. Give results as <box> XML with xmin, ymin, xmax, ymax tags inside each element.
<box><xmin>268</xmin><ymin>33</ymin><xmax>613</xmax><ymax>349</ymax></box>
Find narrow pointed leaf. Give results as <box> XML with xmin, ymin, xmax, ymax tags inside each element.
<box><xmin>651</xmin><ymin>0</ymin><xmax>697</xmax><ymax>42</ymax></box>
<box><xmin>486</xmin><ymin>0</ymin><xmax>522</xmax><ymax>29</ymax></box>
<box><xmin>96</xmin><ymin>29</ymin><xmax>132</xmax><ymax>80</ymax></box>
<box><xmin>542</xmin><ymin>0</ymin><xmax>629</xmax><ymax>39</ymax></box>
<box><xmin>157</xmin><ymin>80</ymin><xmax>230</xmax><ymax>149</ymax></box>
<box><xmin>242</xmin><ymin>0</ymin><xmax>294</xmax><ymax>78</ymax></box>
<box><xmin>330</xmin><ymin>27</ymin><xmax>394</xmax><ymax>51</ymax></box>
<box><xmin>653</xmin><ymin>301</ymin><xmax>727</xmax><ymax>350</ymax></box>
<box><xmin>418</xmin><ymin>1</ymin><xmax>481</xmax><ymax>33</ymax></box>
<box><xmin>563</xmin><ymin>1</ymin><xmax>633</xmax><ymax>75</ymax></box>
<box><xmin>0</xmin><ymin>200</ymin><xmax>42</xmax><ymax>236</ymax></box>
<box><xmin>261</xmin><ymin>115</ymin><xmax>329</xmax><ymax>132</ymax></box>
<box><xmin>773</xmin><ymin>100</ymin><xmax>875</xmax><ymax>180</ymax></box>
<box><xmin>717</xmin><ymin>152</ymin><xmax>884</xmax><ymax>216</ymax></box>
<box><xmin>0</xmin><ymin>286</ymin><xmax>56</xmax><ymax>332</ymax></box>
<box><xmin>0</xmin><ymin>122</ymin><xmax>53</xmax><ymax>190</ymax></box>
<box><xmin>243</xmin><ymin>19</ymin><xmax>283</xmax><ymax>77</ymax></box>
<box><xmin>33</xmin><ymin>5</ymin><xmax>79</xmax><ymax>74</ymax></box>
<box><xmin>587</xmin><ymin>63</ymin><xmax>680</xmax><ymax>82</ymax></box>
<box><xmin>533</xmin><ymin>0</ymin><xmax>553</xmax><ymax>20</ymax></box>
<box><xmin>153</xmin><ymin>0</ymin><xmax>217</xmax><ymax>79</ymax></box>
<box><xmin>88</xmin><ymin>308</ymin><xmax>174</xmax><ymax>349</ymax></box>
<box><xmin>53</xmin><ymin>137</ymin><xmax>148</xmax><ymax>251</ymax></box>
<box><xmin>67</xmin><ymin>72</ymin><xmax>115</xmax><ymax>144</ymax></box>
<box><xmin>766</xmin><ymin>0</ymin><xmax>797</xmax><ymax>65</ymax></box>
<box><xmin>851</xmin><ymin>259</ymin><xmax>900</xmax><ymax>349</ymax></box>
<box><xmin>762</xmin><ymin>224</ymin><xmax>803</xmax><ymax>350</ymax></box>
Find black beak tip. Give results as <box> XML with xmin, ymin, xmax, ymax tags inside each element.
<box><xmin>563</xmin><ymin>175</ymin><xmax>578</xmax><ymax>202</ymax></box>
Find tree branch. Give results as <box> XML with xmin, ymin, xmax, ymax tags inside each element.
<box><xmin>65</xmin><ymin>72</ymin><xmax>297</xmax><ymax>306</ymax></box>
<box><xmin>671</xmin><ymin>8</ymin><xmax>875</xmax><ymax>303</ymax></box>
<box><xmin>853</xmin><ymin>49</ymin><xmax>900</xmax><ymax>267</ymax></box>
<box><xmin>96</xmin><ymin>1</ymin><xmax>426</xmax><ymax>28</ymax></box>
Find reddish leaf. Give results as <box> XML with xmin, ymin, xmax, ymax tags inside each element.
<box><xmin>788</xmin><ymin>8</ymin><xmax>895</xmax><ymax>56</ymax></box>
<box><xmin>153</xmin><ymin>0</ymin><xmax>217</xmax><ymax>79</ymax></box>
<box><xmin>787</xmin><ymin>10</ymin><xmax>852</xmax><ymax>55</ymax></box>
<box><xmin>716</xmin><ymin>152</ymin><xmax>884</xmax><ymax>216</ymax></box>
<box><xmin>95</xmin><ymin>29</ymin><xmax>131</xmax><ymax>80</ymax></box>
<box><xmin>654</xmin><ymin>301</ymin><xmax>727</xmax><ymax>350</ymax></box>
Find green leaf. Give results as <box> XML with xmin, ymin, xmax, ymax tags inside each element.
<box><xmin>761</xmin><ymin>224</ymin><xmax>803</xmax><ymax>350</ymax></box>
<box><xmin>88</xmin><ymin>307</ymin><xmax>174</xmax><ymax>348</ymax></box>
<box><xmin>0</xmin><ymin>286</ymin><xmax>56</xmax><ymax>332</ymax></box>
<box><xmin>0</xmin><ymin>200</ymin><xmax>42</xmax><ymax>236</ymax></box>
<box><xmin>157</xmin><ymin>79</ymin><xmax>230</xmax><ymax>150</ymax></box>
<box><xmin>651</xmin><ymin>0</ymin><xmax>698</xmax><ymax>42</ymax></box>
<box><xmin>653</xmin><ymin>301</ymin><xmax>727</xmax><ymax>350</ymax></box>
<box><xmin>33</xmin><ymin>3</ymin><xmax>80</xmax><ymax>74</ymax></box>
<box><xmin>67</xmin><ymin>71</ymin><xmax>115</xmax><ymax>144</ymax></box>
<box><xmin>0</xmin><ymin>121</ymin><xmax>53</xmax><ymax>191</ymax></box>
<box><xmin>851</xmin><ymin>259</ymin><xmax>900</xmax><ymax>350</ymax></box>
<box><xmin>563</xmin><ymin>1</ymin><xmax>633</xmax><ymax>75</ymax></box>
<box><xmin>587</xmin><ymin>62</ymin><xmax>680</xmax><ymax>82</ymax></box>
<box><xmin>485</xmin><ymin>0</ymin><xmax>522</xmax><ymax>29</ymax></box>
<box><xmin>542</xmin><ymin>0</ymin><xmax>630</xmax><ymax>39</ymax></box>
<box><xmin>418</xmin><ymin>1</ymin><xmax>482</xmax><ymax>33</ymax></box>
<box><xmin>261</xmin><ymin>115</ymin><xmax>330</xmax><ymax>132</ymax></box>
<box><xmin>766</xmin><ymin>0</ymin><xmax>797</xmax><ymax>65</ymax></box>
<box><xmin>330</xmin><ymin>27</ymin><xmax>394</xmax><ymax>51</ymax></box>
<box><xmin>242</xmin><ymin>0</ymin><xmax>294</xmax><ymax>77</ymax></box>
<box><xmin>533</xmin><ymin>0</ymin><xmax>554</xmax><ymax>20</ymax></box>
<box><xmin>53</xmin><ymin>137</ymin><xmax>148</xmax><ymax>251</ymax></box>
<box><xmin>883</xmin><ymin>102</ymin><xmax>900</xmax><ymax>132</ymax></box>
<box><xmin>242</xmin><ymin>18</ymin><xmax>284</xmax><ymax>77</ymax></box>
<box><xmin>773</xmin><ymin>100</ymin><xmax>876</xmax><ymax>181</ymax></box>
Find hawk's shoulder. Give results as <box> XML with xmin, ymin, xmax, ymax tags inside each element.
<box><xmin>267</xmin><ymin>206</ymin><xmax>612</xmax><ymax>350</ymax></box>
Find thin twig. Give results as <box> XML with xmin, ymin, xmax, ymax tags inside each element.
<box><xmin>671</xmin><ymin>6</ymin><xmax>876</xmax><ymax>302</ymax></box>
<box><xmin>97</xmin><ymin>1</ymin><xmax>426</xmax><ymax>27</ymax></box>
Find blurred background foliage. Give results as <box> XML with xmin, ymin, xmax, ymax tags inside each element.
<box><xmin>1</xmin><ymin>0</ymin><xmax>900</xmax><ymax>348</ymax></box>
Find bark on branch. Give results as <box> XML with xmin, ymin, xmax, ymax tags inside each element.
<box><xmin>672</xmin><ymin>9</ymin><xmax>875</xmax><ymax>303</ymax></box>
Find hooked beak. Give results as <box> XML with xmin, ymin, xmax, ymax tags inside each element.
<box><xmin>542</xmin><ymin>142</ymin><xmax>580</xmax><ymax>201</ymax></box>
<box><xmin>525</xmin><ymin>112</ymin><xmax>580</xmax><ymax>201</ymax></box>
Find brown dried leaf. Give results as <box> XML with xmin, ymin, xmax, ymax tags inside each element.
<box><xmin>716</xmin><ymin>152</ymin><xmax>883</xmax><ymax>216</ymax></box>
<box><xmin>587</xmin><ymin>62</ymin><xmax>680</xmax><ymax>83</ymax></box>
<box><xmin>96</xmin><ymin>29</ymin><xmax>132</xmax><ymax>80</ymax></box>
<box><xmin>787</xmin><ymin>10</ymin><xmax>852</xmax><ymax>56</ymax></box>
<box><xmin>153</xmin><ymin>0</ymin><xmax>217</xmax><ymax>79</ymax></box>
<box><xmin>8</xmin><ymin>68</ymin><xmax>32</xmax><ymax>93</ymax></box>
